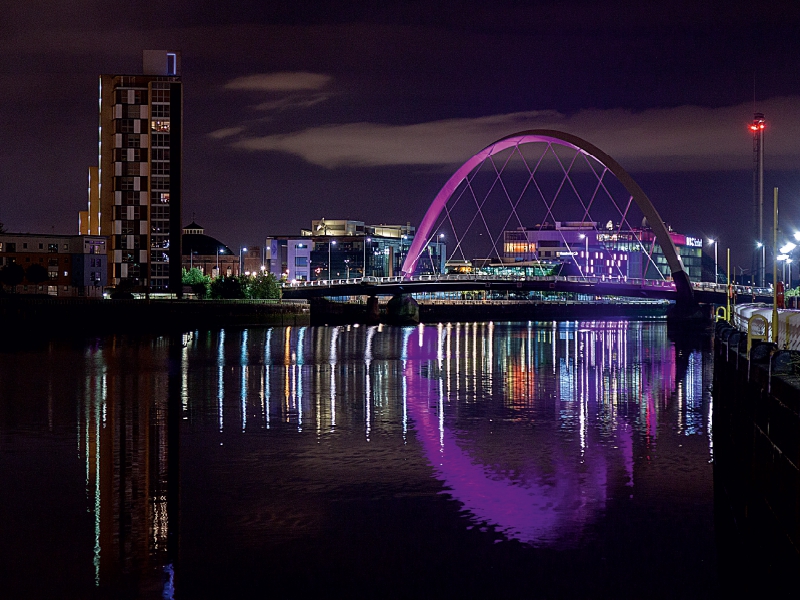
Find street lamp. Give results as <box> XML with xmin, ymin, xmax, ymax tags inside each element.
<box><xmin>438</xmin><ymin>233</ymin><xmax>446</xmax><ymax>275</ymax></box>
<box><xmin>328</xmin><ymin>240</ymin><xmax>336</xmax><ymax>284</ymax></box>
<box><xmin>344</xmin><ymin>259</ymin><xmax>350</xmax><ymax>279</ymax></box>
<box><xmin>400</xmin><ymin>235</ymin><xmax>408</xmax><ymax>275</ymax></box>
<box><xmin>217</xmin><ymin>247</ymin><xmax>222</xmax><ymax>277</ymax></box>
<box><xmin>756</xmin><ymin>242</ymin><xmax>765</xmax><ymax>287</ymax></box>
<box><xmin>363</xmin><ymin>237</ymin><xmax>371</xmax><ymax>277</ymax></box>
<box><xmin>708</xmin><ymin>238</ymin><xmax>718</xmax><ymax>284</ymax></box>
<box><xmin>239</xmin><ymin>246</ymin><xmax>247</xmax><ymax>276</ymax></box>
<box><xmin>780</xmin><ymin>242</ymin><xmax>797</xmax><ymax>289</ymax></box>
<box><xmin>778</xmin><ymin>254</ymin><xmax>789</xmax><ymax>286</ymax></box>
<box><xmin>579</xmin><ymin>234</ymin><xmax>588</xmax><ymax>277</ymax></box>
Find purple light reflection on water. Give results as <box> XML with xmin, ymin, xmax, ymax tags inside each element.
<box><xmin>400</xmin><ymin>320</ymin><xmax>678</xmax><ymax>547</ymax></box>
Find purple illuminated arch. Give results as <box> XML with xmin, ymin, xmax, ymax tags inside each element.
<box><xmin>402</xmin><ymin>129</ymin><xmax>693</xmax><ymax>302</ymax></box>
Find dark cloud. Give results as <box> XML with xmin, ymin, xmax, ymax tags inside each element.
<box><xmin>226</xmin><ymin>98</ymin><xmax>800</xmax><ymax>172</ymax></box>
<box><xmin>224</xmin><ymin>72</ymin><xmax>332</xmax><ymax>92</ymax></box>
<box><xmin>2</xmin><ymin>0</ymin><xmax>800</xmax><ymax>272</ymax></box>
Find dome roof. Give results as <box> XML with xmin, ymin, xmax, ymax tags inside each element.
<box><xmin>182</xmin><ymin>233</ymin><xmax>234</xmax><ymax>255</ymax></box>
<box><xmin>183</xmin><ymin>221</ymin><xmax>204</xmax><ymax>232</ymax></box>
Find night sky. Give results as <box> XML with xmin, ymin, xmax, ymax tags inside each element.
<box><xmin>2</xmin><ymin>0</ymin><xmax>800</xmax><ymax>273</ymax></box>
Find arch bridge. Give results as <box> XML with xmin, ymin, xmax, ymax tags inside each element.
<box><xmin>290</xmin><ymin>130</ymin><xmax>740</xmax><ymax>311</ymax></box>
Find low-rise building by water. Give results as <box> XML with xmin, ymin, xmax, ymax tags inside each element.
<box><xmin>0</xmin><ymin>233</ymin><xmax>107</xmax><ymax>296</ymax></box>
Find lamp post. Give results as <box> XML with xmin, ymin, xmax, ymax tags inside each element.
<box><xmin>438</xmin><ymin>233</ymin><xmax>446</xmax><ymax>275</ymax></box>
<box><xmin>328</xmin><ymin>240</ymin><xmax>336</xmax><ymax>284</ymax></box>
<box><xmin>217</xmin><ymin>247</ymin><xmax>221</xmax><ymax>277</ymax></box>
<box><xmin>344</xmin><ymin>259</ymin><xmax>350</xmax><ymax>279</ymax></box>
<box><xmin>363</xmin><ymin>237</ymin><xmax>371</xmax><ymax>277</ymax></box>
<box><xmin>579</xmin><ymin>234</ymin><xmax>588</xmax><ymax>277</ymax></box>
<box><xmin>756</xmin><ymin>242</ymin><xmax>765</xmax><ymax>287</ymax></box>
<box><xmin>239</xmin><ymin>246</ymin><xmax>247</xmax><ymax>276</ymax></box>
<box><xmin>401</xmin><ymin>235</ymin><xmax>408</xmax><ymax>272</ymax></box>
<box><xmin>778</xmin><ymin>254</ymin><xmax>789</xmax><ymax>285</ymax></box>
<box><xmin>779</xmin><ymin>241</ymin><xmax>797</xmax><ymax>289</ymax></box>
<box><xmin>708</xmin><ymin>238</ymin><xmax>718</xmax><ymax>284</ymax></box>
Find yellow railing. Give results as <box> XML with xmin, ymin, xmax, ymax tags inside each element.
<box><xmin>747</xmin><ymin>314</ymin><xmax>769</xmax><ymax>355</ymax></box>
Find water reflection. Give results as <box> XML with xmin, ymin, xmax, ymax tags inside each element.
<box><xmin>76</xmin><ymin>335</ymin><xmax>182</xmax><ymax>596</ymax></box>
<box><xmin>171</xmin><ymin>321</ymin><xmax>711</xmax><ymax>549</ymax></box>
<box><xmin>0</xmin><ymin>321</ymin><xmax>714</xmax><ymax>596</ymax></box>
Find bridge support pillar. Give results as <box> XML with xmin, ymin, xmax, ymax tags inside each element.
<box><xmin>666</xmin><ymin>270</ymin><xmax>706</xmax><ymax>324</ymax></box>
<box><xmin>366</xmin><ymin>296</ymin><xmax>380</xmax><ymax>325</ymax></box>
<box><xmin>386</xmin><ymin>293</ymin><xmax>419</xmax><ymax>325</ymax></box>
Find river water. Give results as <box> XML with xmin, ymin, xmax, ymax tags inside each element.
<box><xmin>1</xmin><ymin>321</ymin><xmax>728</xmax><ymax>598</ymax></box>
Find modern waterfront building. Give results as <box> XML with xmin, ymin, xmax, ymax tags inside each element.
<box><xmin>0</xmin><ymin>233</ymin><xmax>107</xmax><ymax>296</ymax></box>
<box><xmin>80</xmin><ymin>50</ymin><xmax>182</xmax><ymax>294</ymax></box>
<box><xmin>500</xmin><ymin>221</ymin><xmax>703</xmax><ymax>281</ymax></box>
<box><xmin>266</xmin><ymin>219</ymin><xmax>446</xmax><ymax>282</ymax></box>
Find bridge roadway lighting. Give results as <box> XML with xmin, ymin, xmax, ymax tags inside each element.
<box><xmin>708</xmin><ymin>239</ymin><xmax>718</xmax><ymax>284</ymax></box>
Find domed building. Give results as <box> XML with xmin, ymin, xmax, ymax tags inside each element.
<box><xmin>181</xmin><ymin>222</ymin><xmax>237</xmax><ymax>277</ymax></box>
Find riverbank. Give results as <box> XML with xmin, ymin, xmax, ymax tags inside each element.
<box><xmin>713</xmin><ymin>321</ymin><xmax>800</xmax><ymax>592</ymax></box>
<box><xmin>0</xmin><ymin>296</ymin><xmax>310</xmax><ymax>336</ymax></box>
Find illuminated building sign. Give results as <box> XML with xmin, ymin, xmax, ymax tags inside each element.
<box><xmin>685</xmin><ymin>237</ymin><xmax>703</xmax><ymax>248</ymax></box>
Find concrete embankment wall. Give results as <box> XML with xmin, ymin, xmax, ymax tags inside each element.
<box><xmin>713</xmin><ymin>321</ymin><xmax>800</xmax><ymax>580</ymax></box>
<box><xmin>418</xmin><ymin>300</ymin><xmax>668</xmax><ymax>322</ymax></box>
<box><xmin>310</xmin><ymin>298</ymin><xmax>669</xmax><ymax>325</ymax></box>
<box><xmin>1</xmin><ymin>297</ymin><xmax>310</xmax><ymax>336</ymax></box>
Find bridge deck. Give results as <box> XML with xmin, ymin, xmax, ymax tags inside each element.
<box><xmin>282</xmin><ymin>274</ymin><xmax>772</xmax><ymax>303</ymax></box>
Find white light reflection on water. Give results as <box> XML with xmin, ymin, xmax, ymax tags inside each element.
<box><xmin>72</xmin><ymin>322</ymin><xmax>715</xmax><ymax>586</ymax></box>
<box><xmin>394</xmin><ymin>321</ymin><xmax>707</xmax><ymax>547</ymax></box>
<box><xmin>218</xmin><ymin>329</ymin><xmax>225</xmax><ymax>433</ymax></box>
<box><xmin>241</xmin><ymin>330</ymin><xmax>248</xmax><ymax>433</ymax></box>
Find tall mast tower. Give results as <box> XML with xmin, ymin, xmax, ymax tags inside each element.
<box><xmin>751</xmin><ymin>112</ymin><xmax>765</xmax><ymax>286</ymax></box>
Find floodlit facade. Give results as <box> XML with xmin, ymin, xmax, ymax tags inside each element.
<box><xmin>85</xmin><ymin>50</ymin><xmax>182</xmax><ymax>293</ymax></box>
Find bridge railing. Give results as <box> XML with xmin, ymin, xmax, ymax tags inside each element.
<box><xmin>285</xmin><ymin>274</ymin><xmax>679</xmax><ymax>288</ymax></box>
<box><xmin>282</xmin><ymin>274</ymin><xmax>774</xmax><ymax>296</ymax></box>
